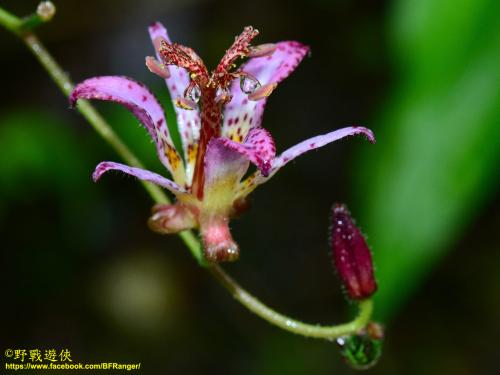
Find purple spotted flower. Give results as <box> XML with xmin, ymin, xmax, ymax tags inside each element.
<box><xmin>70</xmin><ymin>22</ymin><xmax>375</xmax><ymax>262</ymax></box>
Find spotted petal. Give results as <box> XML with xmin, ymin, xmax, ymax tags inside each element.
<box><xmin>149</xmin><ymin>22</ymin><xmax>201</xmax><ymax>185</ymax></box>
<box><xmin>216</xmin><ymin>127</ymin><xmax>276</xmax><ymax>177</ymax></box>
<box><xmin>202</xmin><ymin>138</ymin><xmax>249</xmax><ymax>214</ymax></box>
<box><xmin>93</xmin><ymin>161</ymin><xmax>186</xmax><ymax>195</ymax></box>
<box><xmin>236</xmin><ymin>126</ymin><xmax>375</xmax><ymax>198</ymax></box>
<box><xmin>222</xmin><ymin>41</ymin><xmax>309</xmax><ymax>141</ymax></box>
<box><xmin>71</xmin><ymin>76</ymin><xmax>186</xmax><ymax>185</ymax></box>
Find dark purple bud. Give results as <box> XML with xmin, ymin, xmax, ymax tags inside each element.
<box><xmin>331</xmin><ymin>204</ymin><xmax>377</xmax><ymax>300</ymax></box>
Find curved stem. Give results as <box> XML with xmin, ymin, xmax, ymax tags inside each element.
<box><xmin>0</xmin><ymin>4</ymin><xmax>373</xmax><ymax>339</ymax></box>
<box><xmin>210</xmin><ymin>264</ymin><xmax>372</xmax><ymax>339</ymax></box>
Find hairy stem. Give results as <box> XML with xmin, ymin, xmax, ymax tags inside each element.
<box><xmin>0</xmin><ymin>3</ymin><xmax>373</xmax><ymax>339</ymax></box>
<box><xmin>210</xmin><ymin>264</ymin><xmax>373</xmax><ymax>339</ymax></box>
<box><xmin>23</xmin><ymin>31</ymin><xmax>205</xmax><ymax>264</ymax></box>
<box><xmin>23</xmin><ymin>34</ymin><xmax>170</xmax><ymax>204</ymax></box>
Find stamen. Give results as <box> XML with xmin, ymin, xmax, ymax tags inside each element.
<box><xmin>176</xmin><ymin>44</ymin><xmax>203</xmax><ymax>64</ymax></box>
<box><xmin>158</xmin><ymin>40</ymin><xmax>209</xmax><ymax>84</ymax></box>
<box><xmin>239</xmin><ymin>72</ymin><xmax>261</xmax><ymax>94</ymax></box>
<box><xmin>174</xmin><ymin>97</ymin><xmax>198</xmax><ymax>110</ymax></box>
<box><xmin>249</xmin><ymin>82</ymin><xmax>277</xmax><ymax>101</ymax></box>
<box><xmin>248</xmin><ymin>43</ymin><xmax>276</xmax><ymax>58</ymax></box>
<box><xmin>216</xmin><ymin>26</ymin><xmax>259</xmax><ymax>75</ymax></box>
<box><xmin>153</xmin><ymin>36</ymin><xmax>166</xmax><ymax>53</ymax></box>
<box><xmin>145</xmin><ymin>56</ymin><xmax>170</xmax><ymax>79</ymax></box>
<box><xmin>191</xmin><ymin>26</ymin><xmax>260</xmax><ymax>200</ymax></box>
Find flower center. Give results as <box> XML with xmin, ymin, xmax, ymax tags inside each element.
<box><xmin>157</xmin><ymin>26</ymin><xmax>276</xmax><ymax>199</ymax></box>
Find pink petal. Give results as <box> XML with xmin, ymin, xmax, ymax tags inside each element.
<box><xmin>149</xmin><ymin>22</ymin><xmax>201</xmax><ymax>185</ymax></box>
<box><xmin>71</xmin><ymin>76</ymin><xmax>186</xmax><ymax>185</ymax></box>
<box><xmin>215</xmin><ymin>128</ymin><xmax>276</xmax><ymax>177</ymax></box>
<box><xmin>272</xmin><ymin>126</ymin><xmax>375</xmax><ymax>173</ymax></box>
<box><xmin>203</xmin><ymin>139</ymin><xmax>250</xmax><ymax>196</ymax></box>
<box><xmin>93</xmin><ymin>161</ymin><xmax>186</xmax><ymax>195</ymax></box>
<box><xmin>236</xmin><ymin>126</ymin><xmax>375</xmax><ymax>199</ymax></box>
<box><xmin>222</xmin><ymin>41</ymin><xmax>309</xmax><ymax>141</ymax></box>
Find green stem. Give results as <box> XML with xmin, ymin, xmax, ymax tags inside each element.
<box><xmin>0</xmin><ymin>6</ymin><xmax>22</xmax><ymax>34</ymax></box>
<box><xmin>22</xmin><ymin>32</ymin><xmax>205</xmax><ymax>263</ymax></box>
<box><xmin>0</xmin><ymin>4</ymin><xmax>373</xmax><ymax>339</ymax></box>
<box><xmin>23</xmin><ymin>34</ymin><xmax>170</xmax><ymax>204</ymax></box>
<box><xmin>210</xmin><ymin>264</ymin><xmax>372</xmax><ymax>339</ymax></box>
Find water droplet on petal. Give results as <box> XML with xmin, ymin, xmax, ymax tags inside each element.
<box><xmin>184</xmin><ymin>83</ymin><xmax>201</xmax><ymax>103</ymax></box>
<box><xmin>240</xmin><ymin>74</ymin><xmax>261</xmax><ymax>94</ymax></box>
<box><xmin>215</xmin><ymin>87</ymin><xmax>232</xmax><ymax>106</ymax></box>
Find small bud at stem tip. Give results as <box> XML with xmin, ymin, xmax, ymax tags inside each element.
<box><xmin>330</xmin><ymin>203</ymin><xmax>377</xmax><ymax>300</ymax></box>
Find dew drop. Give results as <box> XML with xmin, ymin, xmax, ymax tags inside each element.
<box><xmin>336</xmin><ymin>328</ymin><xmax>383</xmax><ymax>370</ymax></box>
<box><xmin>240</xmin><ymin>74</ymin><xmax>261</xmax><ymax>94</ymax></box>
<box><xmin>184</xmin><ymin>83</ymin><xmax>201</xmax><ymax>103</ymax></box>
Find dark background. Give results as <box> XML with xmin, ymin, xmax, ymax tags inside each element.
<box><xmin>1</xmin><ymin>0</ymin><xmax>499</xmax><ymax>374</ymax></box>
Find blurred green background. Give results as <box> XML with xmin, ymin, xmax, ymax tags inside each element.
<box><xmin>1</xmin><ymin>0</ymin><xmax>499</xmax><ymax>374</ymax></box>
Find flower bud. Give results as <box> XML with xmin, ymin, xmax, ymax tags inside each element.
<box><xmin>330</xmin><ymin>204</ymin><xmax>376</xmax><ymax>300</ymax></box>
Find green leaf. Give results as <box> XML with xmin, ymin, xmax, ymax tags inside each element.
<box><xmin>354</xmin><ymin>0</ymin><xmax>500</xmax><ymax>319</ymax></box>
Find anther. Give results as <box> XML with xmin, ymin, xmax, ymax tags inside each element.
<box><xmin>145</xmin><ymin>56</ymin><xmax>170</xmax><ymax>79</ymax></box>
<box><xmin>248</xmin><ymin>82</ymin><xmax>277</xmax><ymax>101</ymax></box>
<box><xmin>174</xmin><ymin>97</ymin><xmax>198</xmax><ymax>110</ymax></box>
<box><xmin>153</xmin><ymin>36</ymin><xmax>166</xmax><ymax>53</ymax></box>
<box><xmin>248</xmin><ymin>43</ymin><xmax>277</xmax><ymax>58</ymax></box>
